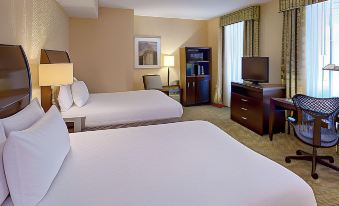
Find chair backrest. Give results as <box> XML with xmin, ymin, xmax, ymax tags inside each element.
<box><xmin>292</xmin><ymin>94</ymin><xmax>339</xmax><ymax>146</ymax></box>
<box><xmin>292</xmin><ymin>94</ymin><xmax>339</xmax><ymax>122</ymax></box>
<box><xmin>143</xmin><ymin>75</ymin><xmax>163</xmax><ymax>90</ymax></box>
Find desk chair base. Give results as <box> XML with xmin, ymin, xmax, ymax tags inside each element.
<box><xmin>285</xmin><ymin>148</ymin><xmax>339</xmax><ymax>179</ymax></box>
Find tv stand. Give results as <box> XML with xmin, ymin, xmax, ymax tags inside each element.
<box><xmin>231</xmin><ymin>82</ymin><xmax>286</xmax><ymax>135</ymax></box>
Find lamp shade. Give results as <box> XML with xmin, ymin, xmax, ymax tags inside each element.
<box><xmin>164</xmin><ymin>55</ymin><xmax>175</xmax><ymax>67</ymax></box>
<box><xmin>39</xmin><ymin>63</ymin><xmax>73</xmax><ymax>86</ymax></box>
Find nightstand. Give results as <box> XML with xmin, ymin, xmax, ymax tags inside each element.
<box><xmin>63</xmin><ymin>116</ymin><xmax>86</xmax><ymax>133</ymax></box>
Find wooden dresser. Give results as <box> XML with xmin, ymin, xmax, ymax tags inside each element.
<box><xmin>231</xmin><ymin>82</ymin><xmax>286</xmax><ymax>135</ymax></box>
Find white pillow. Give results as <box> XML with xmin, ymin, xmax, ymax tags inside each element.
<box><xmin>72</xmin><ymin>81</ymin><xmax>89</xmax><ymax>107</ymax></box>
<box><xmin>0</xmin><ymin>123</ymin><xmax>9</xmax><ymax>205</ymax></box>
<box><xmin>58</xmin><ymin>85</ymin><xmax>73</xmax><ymax>112</ymax></box>
<box><xmin>0</xmin><ymin>98</ymin><xmax>44</xmax><ymax>137</ymax></box>
<box><xmin>3</xmin><ymin>105</ymin><xmax>70</xmax><ymax>206</ymax></box>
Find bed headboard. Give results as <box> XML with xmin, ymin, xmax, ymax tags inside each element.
<box><xmin>0</xmin><ymin>44</ymin><xmax>32</xmax><ymax>118</ymax></box>
<box><xmin>40</xmin><ymin>49</ymin><xmax>71</xmax><ymax>64</ymax></box>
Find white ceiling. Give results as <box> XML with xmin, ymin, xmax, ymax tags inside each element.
<box><xmin>57</xmin><ymin>0</ymin><xmax>272</xmax><ymax>20</ymax></box>
<box><xmin>57</xmin><ymin>0</ymin><xmax>99</xmax><ymax>18</ymax></box>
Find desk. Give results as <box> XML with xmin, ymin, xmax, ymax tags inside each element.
<box><xmin>269</xmin><ymin>98</ymin><xmax>296</xmax><ymax>141</ymax></box>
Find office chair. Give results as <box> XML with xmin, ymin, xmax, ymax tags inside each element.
<box><xmin>286</xmin><ymin>94</ymin><xmax>339</xmax><ymax>179</ymax></box>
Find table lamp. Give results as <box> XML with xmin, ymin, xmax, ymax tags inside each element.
<box><xmin>164</xmin><ymin>55</ymin><xmax>175</xmax><ymax>86</ymax></box>
<box><xmin>39</xmin><ymin>63</ymin><xmax>73</xmax><ymax>111</ymax></box>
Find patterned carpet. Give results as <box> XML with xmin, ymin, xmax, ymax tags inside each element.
<box><xmin>182</xmin><ymin>105</ymin><xmax>339</xmax><ymax>206</ymax></box>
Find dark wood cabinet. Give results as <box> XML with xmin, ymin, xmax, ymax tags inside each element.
<box><xmin>180</xmin><ymin>47</ymin><xmax>211</xmax><ymax>106</ymax></box>
<box><xmin>231</xmin><ymin>82</ymin><xmax>286</xmax><ymax>135</ymax></box>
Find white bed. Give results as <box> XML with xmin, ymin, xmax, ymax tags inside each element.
<box><xmin>61</xmin><ymin>90</ymin><xmax>183</xmax><ymax>128</ymax></box>
<box><xmin>34</xmin><ymin>121</ymin><xmax>316</xmax><ymax>206</ymax></box>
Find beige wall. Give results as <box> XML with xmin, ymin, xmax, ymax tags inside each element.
<box><xmin>134</xmin><ymin>16</ymin><xmax>208</xmax><ymax>90</ymax></box>
<box><xmin>0</xmin><ymin>0</ymin><xmax>69</xmax><ymax>100</ymax></box>
<box><xmin>70</xmin><ymin>8</ymin><xmax>134</xmax><ymax>93</ymax></box>
<box><xmin>260</xmin><ymin>0</ymin><xmax>283</xmax><ymax>84</ymax></box>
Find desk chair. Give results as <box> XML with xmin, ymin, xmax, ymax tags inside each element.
<box><xmin>286</xmin><ymin>94</ymin><xmax>339</xmax><ymax>179</ymax></box>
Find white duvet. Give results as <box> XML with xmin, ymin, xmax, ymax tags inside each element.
<box><xmin>61</xmin><ymin>90</ymin><xmax>183</xmax><ymax>127</ymax></box>
<box><xmin>37</xmin><ymin>121</ymin><xmax>316</xmax><ymax>206</ymax></box>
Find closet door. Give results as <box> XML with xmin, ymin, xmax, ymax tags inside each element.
<box><xmin>186</xmin><ymin>77</ymin><xmax>196</xmax><ymax>106</ymax></box>
<box><xmin>196</xmin><ymin>76</ymin><xmax>210</xmax><ymax>104</ymax></box>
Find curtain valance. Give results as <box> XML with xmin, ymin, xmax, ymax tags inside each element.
<box><xmin>220</xmin><ymin>6</ymin><xmax>260</xmax><ymax>27</ymax></box>
<box><xmin>279</xmin><ymin>0</ymin><xmax>327</xmax><ymax>12</ymax></box>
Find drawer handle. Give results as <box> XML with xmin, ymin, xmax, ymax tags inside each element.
<box><xmin>241</xmin><ymin>117</ymin><xmax>247</xmax><ymax>120</ymax></box>
<box><xmin>241</xmin><ymin>107</ymin><xmax>248</xmax><ymax>111</ymax></box>
<box><xmin>241</xmin><ymin>99</ymin><xmax>248</xmax><ymax>102</ymax></box>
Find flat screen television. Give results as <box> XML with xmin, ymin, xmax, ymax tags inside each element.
<box><xmin>242</xmin><ymin>57</ymin><xmax>269</xmax><ymax>85</ymax></box>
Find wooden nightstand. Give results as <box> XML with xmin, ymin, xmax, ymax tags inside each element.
<box><xmin>63</xmin><ymin>116</ymin><xmax>86</xmax><ymax>133</ymax></box>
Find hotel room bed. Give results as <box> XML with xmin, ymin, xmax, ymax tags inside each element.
<box><xmin>32</xmin><ymin>121</ymin><xmax>315</xmax><ymax>206</ymax></box>
<box><xmin>0</xmin><ymin>44</ymin><xmax>316</xmax><ymax>206</ymax></box>
<box><xmin>61</xmin><ymin>89</ymin><xmax>183</xmax><ymax>130</ymax></box>
<box><xmin>40</xmin><ymin>49</ymin><xmax>183</xmax><ymax>130</ymax></box>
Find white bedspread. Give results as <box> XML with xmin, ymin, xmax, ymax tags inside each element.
<box><xmin>61</xmin><ymin>90</ymin><xmax>183</xmax><ymax>127</ymax></box>
<box><xmin>38</xmin><ymin>121</ymin><xmax>316</xmax><ymax>206</ymax></box>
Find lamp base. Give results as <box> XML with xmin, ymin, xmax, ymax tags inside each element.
<box><xmin>41</xmin><ymin>86</ymin><xmax>52</xmax><ymax>112</ymax></box>
<box><xmin>167</xmin><ymin>67</ymin><xmax>170</xmax><ymax>86</ymax></box>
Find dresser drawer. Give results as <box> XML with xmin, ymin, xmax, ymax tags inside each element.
<box><xmin>231</xmin><ymin>93</ymin><xmax>262</xmax><ymax>111</ymax></box>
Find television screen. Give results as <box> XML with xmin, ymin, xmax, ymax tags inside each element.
<box><xmin>242</xmin><ymin>57</ymin><xmax>269</xmax><ymax>84</ymax></box>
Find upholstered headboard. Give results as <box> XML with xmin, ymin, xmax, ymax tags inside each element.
<box><xmin>0</xmin><ymin>44</ymin><xmax>31</xmax><ymax>118</ymax></box>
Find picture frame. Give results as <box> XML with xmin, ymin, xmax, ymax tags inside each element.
<box><xmin>135</xmin><ymin>36</ymin><xmax>161</xmax><ymax>69</ymax></box>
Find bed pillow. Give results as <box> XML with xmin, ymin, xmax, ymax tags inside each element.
<box><xmin>72</xmin><ymin>81</ymin><xmax>89</xmax><ymax>107</ymax></box>
<box><xmin>58</xmin><ymin>85</ymin><xmax>73</xmax><ymax>112</ymax></box>
<box><xmin>3</xmin><ymin>106</ymin><xmax>70</xmax><ymax>206</ymax></box>
<box><xmin>0</xmin><ymin>123</ymin><xmax>9</xmax><ymax>205</ymax></box>
<box><xmin>0</xmin><ymin>98</ymin><xmax>44</xmax><ymax>137</ymax></box>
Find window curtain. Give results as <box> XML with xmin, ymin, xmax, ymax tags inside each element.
<box><xmin>306</xmin><ymin>0</ymin><xmax>339</xmax><ymax>97</ymax></box>
<box><xmin>280</xmin><ymin>8</ymin><xmax>307</xmax><ymax>98</ymax></box>
<box><xmin>243</xmin><ymin>20</ymin><xmax>260</xmax><ymax>57</ymax></box>
<box><xmin>223</xmin><ymin>22</ymin><xmax>244</xmax><ymax>107</ymax></box>
<box><xmin>217</xmin><ymin>6</ymin><xmax>260</xmax><ymax>106</ymax></box>
<box><xmin>280</xmin><ymin>0</ymin><xmax>328</xmax><ymax>98</ymax></box>
<box><xmin>213</xmin><ymin>27</ymin><xmax>224</xmax><ymax>104</ymax></box>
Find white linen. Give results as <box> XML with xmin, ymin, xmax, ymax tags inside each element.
<box><xmin>71</xmin><ymin>81</ymin><xmax>89</xmax><ymax>107</ymax></box>
<box><xmin>1</xmin><ymin>197</ymin><xmax>13</xmax><ymax>206</ymax></box>
<box><xmin>0</xmin><ymin>98</ymin><xmax>44</xmax><ymax>137</ymax></box>
<box><xmin>38</xmin><ymin>121</ymin><xmax>316</xmax><ymax>206</ymax></box>
<box><xmin>61</xmin><ymin>90</ymin><xmax>183</xmax><ymax>127</ymax></box>
<box><xmin>3</xmin><ymin>106</ymin><xmax>70</xmax><ymax>206</ymax></box>
<box><xmin>58</xmin><ymin>85</ymin><xmax>73</xmax><ymax>112</ymax></box>
<box><xmin>0</xmin><ymin>123</ymin><xmax>8</xmax><ymax>204</ymax></box>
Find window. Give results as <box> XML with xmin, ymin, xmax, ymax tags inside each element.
<box><xmin>306</xmin><ymin>0</ymin><xmax>339</xmax><ymax>97</ymax></box>
<box><xmin>223</xmin><ymin>21</ymin><xmax>244</xmax><ymax>106</ymax></box>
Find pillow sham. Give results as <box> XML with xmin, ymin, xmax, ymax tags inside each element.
<box><xmin>0</xmin><ymin>98</ymin><xmax>44</xmax><ymax>137</ymax></box>
<box><xmin>3</xmin><ymin>106</ymin><xmax>70</xmax><ymax>206</ymax></box>
<box><xmin>58</xmin><ymin>85</ymin><xmax>73</xmax><ymax>112</ymax></box>
<box><xmin>72</xmin><ymin>81</ymin><xmax>89</xmax><ymax>107</ymax></box>
<box><xmin>0</xmin><ymin>123</ymin><xmax>9</xmax><ymax>205</ymax></box>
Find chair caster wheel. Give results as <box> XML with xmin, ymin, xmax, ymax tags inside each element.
<box><xmin>311</xmin><ymin>173</ymin><xmax>319</xmax><ymax>179</ymax></box>
<box><xmin>296</xmin><ymin>150</ymin><xmax>303</xmax><ymax>155</ymax></box>
<box><xmin>285</xmin><ymin>157</ymin><xmax>291</xmax><ymax>163</ymax></box>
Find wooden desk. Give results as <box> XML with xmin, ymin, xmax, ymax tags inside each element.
<box><xmin>269</xmin><ymin>98</ymin><xmax>296</xmax><ymax>141</ymax></box>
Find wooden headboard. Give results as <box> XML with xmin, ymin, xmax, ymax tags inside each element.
<box><xmin>0</xmin><ymin>44</ymin><xmax>32</xmax><ymax>118</ymax></box>
<box><xmin>40</xmin><ymin>49</ymin><xmax>71</xmax><ymax>64</ymax></box>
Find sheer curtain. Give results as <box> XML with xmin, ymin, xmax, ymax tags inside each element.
<box><xmin>223</xmin><ymin>22</ymin><xmax>244</xmax><ymax>107</ymax></box>
<box><xmin>306</xmin><ymin>0</ymin><xmax>339</xmax><ymax>97</ymax></box>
